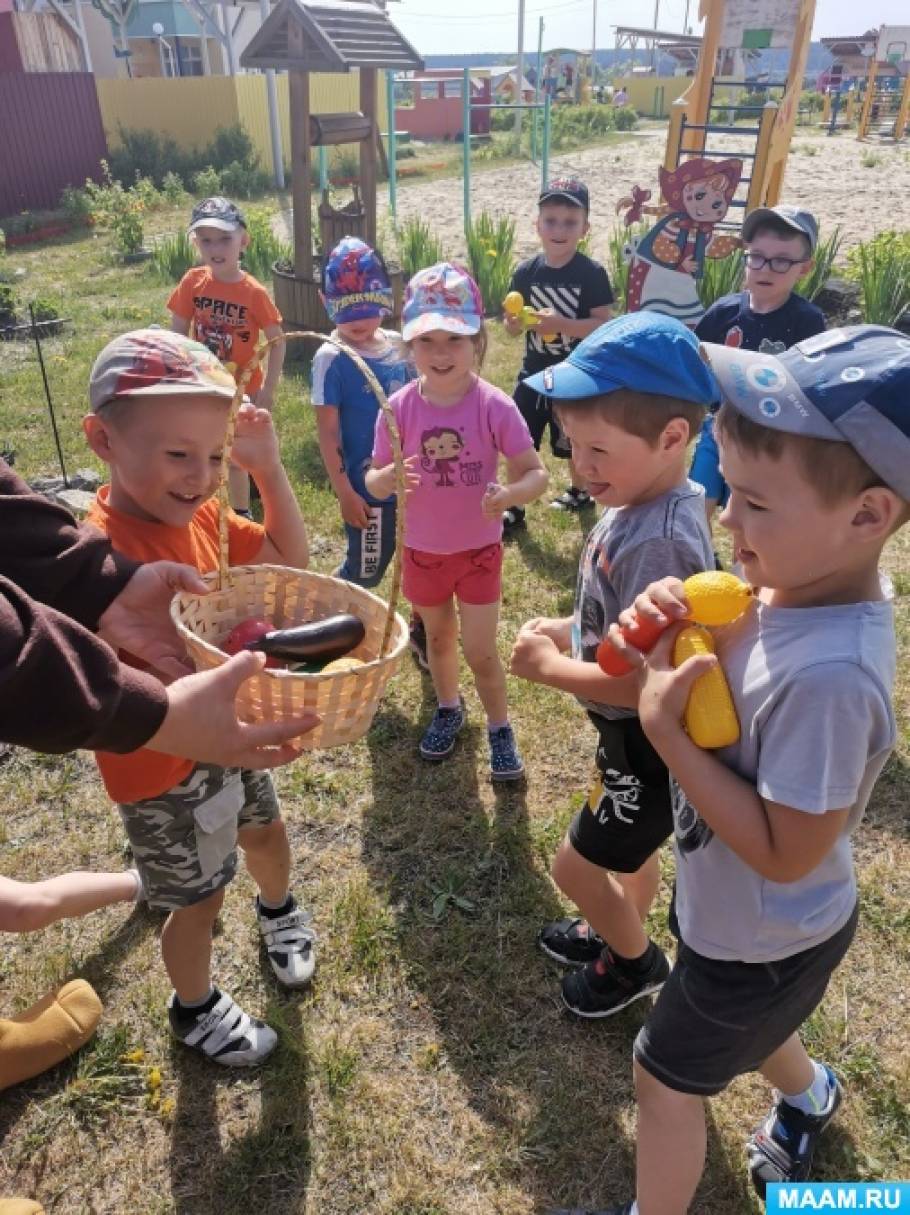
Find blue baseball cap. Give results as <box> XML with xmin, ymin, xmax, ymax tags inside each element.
<box><xmin>705</xmin><ymin>325</ymin><xmax>910</xmax><ymax>499</ymax></box>
<box><xmin>524</xmin><ymin>311</ymin><xmax>720</xmax><ymax>405</ymax></box>
<box><xmin>321</xmin><ymin>237</ymin><xmax>393</xmax><ymax>324</ymax></box>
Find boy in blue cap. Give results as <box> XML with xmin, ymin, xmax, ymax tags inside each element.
<box><xmin>554</xmin><ymin>325</ymin><xmax>909</xmax><ymax>1213</ymax></box>
<box><xmin>312</xmin><ymin>237</ymin><xmax>413</xmax><ymax>592</ymax></box>
<box><xmin>510</xmin><ymin>313</ymin><xmax>716</xmax><ymax>1018</ymax></box>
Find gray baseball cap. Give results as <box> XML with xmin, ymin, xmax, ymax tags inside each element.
<box><xmin>742</xmin><ymin>205</ymin><xmax>818</xmax><ymax>253</ymax></box>
<box><xmin>704</xmin><ymin>325</ymin><xmax>910</xmax><ymax>499</ymax></box>
<box><xmin>89</xmin><ymin>329</ymin><xmax>239</xmax><ymax>411</ymax></box>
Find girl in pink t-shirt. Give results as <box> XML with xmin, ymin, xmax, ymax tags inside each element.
<box><xmin>367</xmin><ymin>263</ymin><xmax>548</xmax><ymax>780</ymax></box>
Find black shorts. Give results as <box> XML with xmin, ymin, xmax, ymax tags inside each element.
<box><xmin>514</xmin><ymin>379</ymin><xmax>571</xmax><ymax>459</ymax></box>
<box><xmin>568</xmin><ymin>714</ymin><xmax>673</xmax><ymax>873</ymax></box>
<box><xmin>634</xmin><ymin>899</ymin><xmax>859</xmax><ymax>1096</ymax></box>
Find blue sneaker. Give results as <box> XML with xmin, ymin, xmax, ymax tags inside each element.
<box><xmin>419</xmin><ymin>703</ymin><xmax>465</xmax><ymax>761</ymax></box>
<box><xmin>747</xmin><ymin>1064</ymin><xmax>843</xmax><ymax>1198</ymax></box>
<box><xmin>488</xmin><ymin>724</ymin><xmax>525</xmax><ymax>782</ymax></box>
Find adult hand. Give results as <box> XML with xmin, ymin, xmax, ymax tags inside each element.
<box><xmin>98</xmin><ymin>561</ymin><xmax>210</xmax><ymax>679</ymax></box>
<box><xmin>146</xmin><ymin>651</ymin><xmax>319</xmax><ymax>769</ymax></box>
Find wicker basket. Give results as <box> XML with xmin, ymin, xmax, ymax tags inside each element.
<box><xmin>170</xmin><ymin>331</ymin><xmax>408</xmax><ymax>751</ymax></box>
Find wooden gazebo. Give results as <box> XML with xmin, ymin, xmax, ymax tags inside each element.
<box><xmin>241</xmin><ymin>0</ymin><xmax>423</xmax><ymax>330</ymax></box>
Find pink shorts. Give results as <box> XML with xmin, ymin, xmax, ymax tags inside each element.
<box><xmin>402</xmin><ymin>542</ymin><xmax>503</xmax><ymax>607</ymax></box>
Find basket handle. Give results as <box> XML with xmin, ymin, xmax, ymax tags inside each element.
<box><xmin>218</xmin><ymin>331</ymin><xmax>406</xmax><ymax>658</ymax></box>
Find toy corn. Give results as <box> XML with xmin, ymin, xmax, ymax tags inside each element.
<box><xmin>672</xmin><ymin>625</ymin><xmax>739</xmax><ymax>748</ymax></box>
<box><xmin>597</xmin><ymin>571</ymin><xmax>752</xmax><ymax>676</ymax></box>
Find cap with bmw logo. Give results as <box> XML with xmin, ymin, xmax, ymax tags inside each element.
<box><xmin>703</xmin><ymin>324</ymin><xmax>910</xmax><ymax>499</ymax></box>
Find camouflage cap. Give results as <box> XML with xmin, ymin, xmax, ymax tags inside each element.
<box><xmin>89</xmin><ymin>328</ymin><xmax>238</xmax><ymax>411</ymax></box>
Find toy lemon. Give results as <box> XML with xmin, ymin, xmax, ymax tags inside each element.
<box><xmin>503</xmin><ymin>291</ymin><xmax>524</xmax><ymax>316</ymax></box>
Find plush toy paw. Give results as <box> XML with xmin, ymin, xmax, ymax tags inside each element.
<box><xmin>0</xmin><ymin>979</ymin><xmax>102</xmax><ymax>1092</ymax></box>
<box><xmin>0</xmin><ymin>1198</ymin><xmax>46</xmax><ymax>1213</ymax></box>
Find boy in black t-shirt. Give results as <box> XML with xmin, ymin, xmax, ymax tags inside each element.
<box><xmin>502</xmin><ymin>178</ymin><xmax>613</xmax><ymax>530</ymax></box>
<box><xmin>690</xmin><ymin>205</ymin><xmax>826</xmax><ymax>523</ymax></box>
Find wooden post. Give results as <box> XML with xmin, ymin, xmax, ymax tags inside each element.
<box><xmin>895</xmin><ymin>73</ymin><xmax>910</xmax><ymax>143</ymax></box>
<box><xmin>746</xmin><ymin>100</ymin><xmax>778</xmax><ymax>211</ymax></box>
<box><xmin>858</xmin><ymin>55</ymin><xmax>878</xmax><ymax>140</ymax></box>
<box><xmin>360</xmin><ymin>67</ymin><xmax>378</xmax><ymax>249</ymax></box>
<box><xmin>288</xmin><ymin>21</ymin><xmax>312</xmax><ymax>278</ymax></box>
<box><xmin>665</xmin><ymin>98</ymin><xmax>686</xmax><ymax>170</ymax></box>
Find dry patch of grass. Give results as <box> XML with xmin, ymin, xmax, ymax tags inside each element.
<box><xmin>0</xmin><ymin>218</ymin><xmax>907</xmax><ymax>1213</ymax></box>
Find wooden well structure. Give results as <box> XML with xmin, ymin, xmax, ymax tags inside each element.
<box><xmin>241</xmin><ymin>0</ymin><xmax>423</xmax><ymax>331</ymax></box>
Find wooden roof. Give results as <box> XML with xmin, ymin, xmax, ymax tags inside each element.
<box><xmin>240</xmin><ymin>0</ymin><xmax>424</xmax><ymax>73</ymax></box>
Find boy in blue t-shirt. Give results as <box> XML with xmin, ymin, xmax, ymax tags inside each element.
<box><xmin>312</xmin><ymin>238</ymin><xmax>412</xmax><ymax>588</ymax></box>
<box><xmin>690</xmin><ymin>205</ymin><xmax>826</xmax><ymax>524</ymax></box>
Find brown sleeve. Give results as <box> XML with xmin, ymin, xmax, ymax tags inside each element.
<box><xmin>0</xmin><ymin>575</ymin><xmax>168</xmax><ymax>753</ymax></box>
<box><xmin>0</xmin><ymin>459</ymin><xmax>139</xmax><ymax>629</ymax></box>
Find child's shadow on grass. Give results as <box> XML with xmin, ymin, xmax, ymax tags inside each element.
<box><xmin>168</xmin><ymin>993</ymin><xmax>311</xmax><ymax>1215</ymax></box>
<box><xmin>506</xmin><ymin>508</ymin><xmax>593</xmax><ymax>608</ymax></box>
<box><xmin>360</xmin><ymin>700</ymin><xmax>648</xmax><ymax>1210</ymax></box>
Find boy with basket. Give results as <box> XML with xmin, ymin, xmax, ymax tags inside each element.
<box><xmin>82</xmin><ymin>328</ymin><xmax>313</xmax><ymax>1068</ymax></box>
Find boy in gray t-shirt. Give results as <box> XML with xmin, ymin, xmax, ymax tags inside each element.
<box><xmin>510</xmin><ymin>314</ymin><xmax>715</xmax><ymax>1019</ymax></box>
<box><xmin>560</xmin><ymin>326</ymin><xmax>908</xmax><ymax>1215</ymax></box>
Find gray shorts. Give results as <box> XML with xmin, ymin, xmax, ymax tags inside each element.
<box><xmin>119</xmin><ymin>765</ymin><xmax>280</xmax><ymax>911</ymax></box>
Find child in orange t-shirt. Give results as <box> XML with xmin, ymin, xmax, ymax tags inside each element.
<box><xmin>83</xmin><ymin>328</ymin><xmax>310</xmax><ymax>1069</ymax></box>
<box><xmin>168</xmin><ymin>196</ymin><xmax>286</xmax><ymax>513</ymax></box>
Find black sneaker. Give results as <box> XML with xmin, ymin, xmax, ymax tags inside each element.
<box><xmin>408</xmin><ymin>615</ymin><xmax>430</xmax><ymax>671</ymax></box>
<box><xmin>488</xmin><ymin>724</ymin><xmax>525</xmax><ymax>782</ymax></box>
<box><xmin>538</xmin><ymin>917</ymin><xmax>605</xmax><ymax>966</ymax></box>
<box><xmin>561</xmin><ymin>943</ymin><xmax>670</xmax><ymax>1018</ymax></box>
<box><xmin>747</xmin><ymin>1065</ymin><xmax>843</xmax><ymax>1198</ymax></box>
<box><xmin>419</xmin><ymin>702</ymin><xmax>465</xmax><ymax>761</ymax></box>
<box><xmin>503</xmin><ymin>505</ymin><xmax>526</xmax><ymax>532</ymax></box>
<box><xmin>550</xmin><ymin>487</ymin><xmax>593</xmax><ymax>511</ymax></box>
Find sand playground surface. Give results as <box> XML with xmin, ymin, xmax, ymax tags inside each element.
<box><xmin>279</xmin><ymin>126</ymin><xmax>910</xmax><ymax>264</ymax></box>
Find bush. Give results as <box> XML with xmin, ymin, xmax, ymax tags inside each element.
<box><xmin>220</xmin><ymin>160</ymin><xmax>272</xmax><ymax>200</ymax></box>
<box><xmin>397</xmin><ymin>216</ymin><xmax>445</xmax><ymax>280</ymax></box>
<box><xmin>149</xmin><ymin>229</ymin><xmax>196</xmax><ymax>282</ymax></box>
<box><xmin>161</xmin><ymin>171</ymin><xmax>187</xmax><ymax>205</ymax></box>
<box><xmin>846</xmin><ymin>231</ymin><xmax>910</xmax><ymax>327</ymax></box>
<box><xmin>242</xmin><ymin>206</ymin><xmax>292</xmax><ymax>281</ymax></box>
<box><xmin>613</xmin><ymin>104</ymin><xmax>637</xmax><ymax>131</ymax></box>
<box><xmin>106</xmin><ymin>123</ymin><xmax>271</xmax><ymax>198</ymax></box>
<box><xmin>0</xmin><ymin>282</ymin><xmax>16</xmax><ymax>327</ymax></box>
<box><xmin>31</xmin><ymin>295</ymin><xmax>61</xmax><ymax>325</ymax></box>
<box><xmin>465</xmin><ymin>210</ymin><xmax>515</xmax><ymax>316</ymax></box>
<box><xmin>192</xmin><ymin>165</ymin><xmax>222</xmax><ymax>197</ymax></box>
<box><xmin>605</xmin><ymin>222</ymin><xmax>649</xmax><ymax>312</ymax></box>
<box><xmin>60</xmin><ymin>186</ymin><xmax>94</xmax><ymax>224</ymax></box>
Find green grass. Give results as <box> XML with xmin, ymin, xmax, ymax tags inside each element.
<box><xmin>0</xmin><ymin>207</ymin><xmax>908</xmax><ymax>1213</ymax></box>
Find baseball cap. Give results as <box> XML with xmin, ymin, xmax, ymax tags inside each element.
<box><xmin>539</xmin><ymin>176</ymin><xmax>590</xmax><ymax>210</ymax></box>
<box><xmin>320</xmin><ymin>237</ymin><xmax>393</xmax><ymax>324</ymax></box>
<box><xmin>401</xmin><ymin>262</ymin><xmax>483</xmax><ymax>342</ymax></box>
<box><xmin>704</xmin><ymin>324</ymin><xmax>910</xmax><ymax>499</ymax></box>
<box><xmin>89</xmin><ymin>328</ymin><xmax>239</xmax><ymax>412</ymax></box>
<box><xmin>742</xmin><ymin>205</ymin><xmax>818</xmax><ymax>254</ymax></box>
<box><xmin>524</xmin><ymin>312</ymin><xmax>720</xmax><ymax>405</ymax></box>
<box><xmin>188</xmin><ymin>196</ymin><xmax>246</xmax><ymax>233</ymax></box>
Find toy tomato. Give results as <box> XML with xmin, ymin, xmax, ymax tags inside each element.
<box><xmin>223</xmin><ymin>617</ymin><xmax>283</xmax><ymax>667</ymax></box>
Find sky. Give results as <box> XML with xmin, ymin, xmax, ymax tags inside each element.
<box><xmin>390</xmin><ymin>0</ymin><xmax>910</xmax><ymax>57</ymax></box>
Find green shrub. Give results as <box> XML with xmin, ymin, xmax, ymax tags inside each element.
<box><xmin>846</xmin><ymin>232</ymin><xmax>910</xmax><ymax>327</ymax></box>
<box><xmin>698</xmin><ymin>249</ymin><xmax>745</xmax><ymax>308</ymax></box>
<box><xmin>397</xmin><ymin>216</ymin><xmax>445</xmax><ymax>280</ymax></box>
<box><xmin>60</xmin><ymin>186</ymin><xmax>95</xmax><ymax>224</ymax></box>
<box><xmin>220</xmin><ymin>160</ymin><xmax>272</xmax><ymax>199</ymax></box>
<box><xmin>795</xmin><ymin>224</ymin><xmax>842</xmax><ymax>302</ymax></box>
<box><xmin>149</xmin><ymin>229</ymin><xmax>196</xmax><ymax>282</ymax></box>
<box><xmin>131</xmin><ymin>174</ymin><xmax>162</xmax><ymax>211</ymax></box>
<box><xmin>465</xmin><ymin>210</ymin><xmax>515</xmax><ymax>316</ymax></box>
<box><xmin>31</xmin><ymin>295</ymin><xmax>61</xmax><ymax>324</ymax></box>
<box><xmin>161</xmin><ymin>171</ymin><xmax>187</xmax><ymax>205</ymax></box>
<box><xmin>107</xmin><ymin>123</ymin><xmax>269</xmax><ymax>196</ymax></box>
<box><xmin>192</xmin><ymin>165</ymin><xmax>222</xmax><ymax>197</ymax></box>
<box><xmin>613</xmin><ymin>104</ymin><xmax>637</xmax><ymax>130</ymax></box>
<box><xmin>0</xmin><ymin>282</ymin><xmax>17</xmax><ymax>327</ymax></box>
<box><xmin>605</xmin><ymin>222</ymin><xmax>649</xmax><ymax>312</ymax></box>
<box><xmin>242</xmin><ymin>206</ymin><xmax>292</xmax><ymax>281</ymax></box>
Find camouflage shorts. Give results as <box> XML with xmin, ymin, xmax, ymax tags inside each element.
<box><xmin>119</xmin><ymin>765</ymin><xmax>280</xmax><ymax>911</ymax></box>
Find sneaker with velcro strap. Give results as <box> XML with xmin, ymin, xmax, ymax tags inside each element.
<box><xmin>256</xmin><ymin>898</ymin><xmax>316</xmax><ymax>988</ymax></box>
<box><xmin>538</xmin><ymin>916</ymin><xmax>605</xmax><ymax>966</ymax></box>
<box><xmin>168</xmin><ymin>989</ymin><xmax>277</xmax><ymax>1067</ymax></box>
<box><xmin>747</xmin><ymin>1064</ymin><xmax>843</xmax><ymax>1198</ymax></box>
<box><xmin>561</xmin><ymin>943</ymin><xmax>670</xmax><ymax>1019</ymax></box>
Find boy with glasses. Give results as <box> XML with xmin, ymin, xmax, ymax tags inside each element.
<box><xmin>690</xmin><ymin>205</ymin><xmax>825</xmax><ymax>525</ymax></box>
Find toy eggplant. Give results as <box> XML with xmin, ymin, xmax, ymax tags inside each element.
<box><xmin>244</xmin><ymin>614</ymin><xmax>366</xmax><ymax>663</ymax></box>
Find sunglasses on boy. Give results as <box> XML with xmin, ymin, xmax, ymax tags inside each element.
<box><xmin>744</xmin><ymin>251</ymin><xmax>810</xmax><ymax>274</ymax></box>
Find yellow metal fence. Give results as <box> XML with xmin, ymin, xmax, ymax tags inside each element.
<box><xmin>96</xmin><ymin>73</ymin><xmax>387</xmax><ymax>174</ymax></box>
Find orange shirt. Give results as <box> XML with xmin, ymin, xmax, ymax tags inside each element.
<box><xmin>87</xmin><ymin>487</ymin><xmax>265</xmax><ymax>803</ymax></box>
<box><xmin>167</xmin><ymin>267</ymin><xmax>282</xmax><ymax>395</ymax></box>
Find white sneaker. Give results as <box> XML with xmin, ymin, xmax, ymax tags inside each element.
<box><xmin>257</xmin><ymin>898</ymin><xmax>316</xmax><ymax>988</ymax></box>
<box><xmin>168</xmin><ymin>990</ymin><xmax>278</xmax><ymax>1067</ymax></box>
